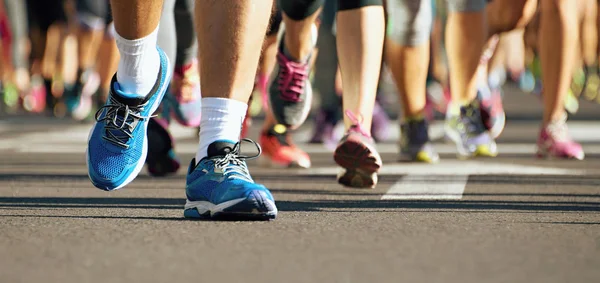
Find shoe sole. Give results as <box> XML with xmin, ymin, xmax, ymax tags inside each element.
<box><xmin>86</xmin><ymin>48</ymin><xmax>172</xmax><ymax>191</ymax></box>
<box><xmin>184</xmin><ymin>191</ymin><xmax>278</xmax><ymax>221</ymax></box>
<box><xmin>333</xmin><ymin>137</ymin><xmax>382</xmax><ymax>189</ymax></box>
<box><xmin>536</xmin><ymin>148</ymin><xmax>585</xmax><ymax>161</ymax></box>
<box><xmin>488</xmin><ymin>112</ymin><xmax>506</xmax><ymax>139</ymax></box>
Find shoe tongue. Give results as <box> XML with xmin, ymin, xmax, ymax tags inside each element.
<box><xmin>207</xmin><ymin>140</ymin><xmax>236</xmax><ymax>157</ymax></box>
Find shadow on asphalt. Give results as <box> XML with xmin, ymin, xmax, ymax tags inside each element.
<box><xmin>1</xmin><ymin>173</ymin><xmax>600</xmax><ymax>186</ymax></box>
<box><xmin>526</xmin><ymin>221</ymin><xmax>600</xmax><ymax>225</ymax></box>
<box><xmin>0</xmin><ymin>197</ymin><xmax>598</xmax><ymax>213</ymax></box>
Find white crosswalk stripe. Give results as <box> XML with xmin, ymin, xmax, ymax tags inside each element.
<box><xmin>2</xmin><ymin>121</ymin><xmax>600</xmax><ymax>154</ymax></box>
<box><xmin>0</xmin><ymin>120</ymin><xmax>597</xmax><ymax>200</ymax></box>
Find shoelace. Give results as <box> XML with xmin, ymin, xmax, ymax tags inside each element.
<box><xmin>276</xmin><ymin>52</ymin><xmax>308</xmax><ymax>102</ymax></box>
<box><xmin>345</xmin><ymin>110</ymin><xmax>371</xmax><ymax>137</ymax></box>
<box><xmin>212</xmin><ymin>138</ymin><xmax>261</xmax><ymax>183</ymax></box>
<box><xmin>95</xmin><ymin>97</ymin><xmax>150</xmax><ymax>149</ymax></box>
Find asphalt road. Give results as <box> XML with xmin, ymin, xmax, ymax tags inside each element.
<box><xmin>0</xmin><ymin>92</ymin><xmax>599</xmax><ymax>283</ymax></box>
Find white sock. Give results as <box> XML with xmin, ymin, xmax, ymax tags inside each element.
<box><xmin>115</xmin><ymin>26</ymin><xmax>160</xmax><ymax>96</ymax></box>
<box><xmin>196</xmin><ymin>98</ymin><xmax>248</xmax><ymax>163</ymax></box>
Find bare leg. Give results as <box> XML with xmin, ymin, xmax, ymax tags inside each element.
<box><xmin>282</xmin><ymin>11</ymin><xmax>321</xmax><ymax>62</ymax></box>
<box><xmin>486</xmin><ymin>0</ymin><xmax>537</xmax><ymax>37</ymax></box>
<box><xmin>580</xmin><ymin>0</ymin><xmax>598</xmax><ymax>67</ymax></box>
<box><xmin>385</xmin><ymin>40</ymin><xmax>429</xmax><ymax>118</ymax></box>
<box><xmin>95</xmin><ymin>36</ymin><xmax>119</xmax><ymax>103</ymax></box>
<box><xmin>260</xmin><ymin>34</ymin><xmax>282</xmax><ymax>133</ymax></box>
<box><xmin>539</xmin><ymin>0</ymin><xmax>578</xmax><ymax>124</ymax></box>
<box><xmin>337</xmin><ymin>6</ymin><xmax>385</xmax><ymax>131</ymax></box>
<box><xmin>445</xmin><ymin>10</ymin><xmax>486</xmax><ymax>103</ymax></box>
<box><xmin>195</xmin><ymin>1</ymin><xmax>273</xmax><ymax>102</ymax></box>
<box><xmin>77</xmin><ymin>29</ymin><xmax>104</xmax><ymax>71</ymax></box>
<box><xmin>110</xmin><ymin>0</ymin><xmax>163</xmax><ymax>39</ymax></box>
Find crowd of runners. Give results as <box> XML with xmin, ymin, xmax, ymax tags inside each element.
<box><xmin>0</xmin><ymin>0</ymin><xmax>597</xmax><ymax>219</ymax></box>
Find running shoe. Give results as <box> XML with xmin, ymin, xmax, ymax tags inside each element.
<box><xmin>259</xmin><ymin>124</ymin><xmax>311</xmax><ymax>168</ymax></box>
<box><xmin>309</xmin><ymin>108</ymin><xmax>339</xmax><ymax>149</ymax></box>
<box><xmin>371</xmin><ymin>100</ymin><xmax>391</xmax><ymax>142</ymax></box>
<box><xmin>564</xmin><ymin>89</ymin><xmax>580</xmax><ymax>114</ymax></box>
<box><xmin>536</xmin><ymin>115</ymin><xmax>584</xmax><ymax>160</ymax></box>
<box><xmin>515</xmin><ymin>70</ymin><xmax>536</xmax><ymax>93</ymax></box>
<box><xmin>268</xmin><ymin>39</ymin><xmax>314</xmax><ymax>129</ymax></box>
<box><xmin>334</xmin><ymin>110</ymin><xmax>382</xmax><ymax>189</ymax></box>
<box><xmin>478</xmin><ymin>87</ymin><xmax>506</xmax><ymax>139</ymax></box>
<box><xmin>87</xmin><ymin>47</ymin><xmax>171</xmax><ymax>190</ymax></box>
<box><xmin>399</xmin><ymin>118</ymin><xmax>439</xmax><ymax>163</ymax></box>
<box><xmin>1</xmin><ymin>82</ymin><xmax>19</xmax><ymax>113</ymax></box>
<box><xmin>183</xmin><ymin>139</ymin><xmax>278</xmax><ymax>220</ymax></box>
<box><xmin>146</xmin><ymin>117</ymin><xmax>180</xmax><ymax>177</ymax></box>
<box><xmin>66</xmin><ymin>69</ymin><xmax>101</xmax><ymax>121</ymax></box>
<box><xmin>168</xmin><ymin>59</ymin><xmax>202</xmax><ymax>127</ymax></box>
<box><xmin>476</xmin><ymin>35</ymin><xmax>506</xmax><ymax>139</ymax></box>
<box><xmin>571</xmin><ymin>67</ymin><xmax>586</xmax><ymax>98</ymax></box>
<box><xmin>22</xmin><ymin>75</ymin><xmax>46</xmax><ymax>114</ymax></box>
<box><xmin>445</xmin><ymin>100</ymin><xmax>498</xmax><ymax>159</ymax></box>
<box><xmin>583</xmin><ymin>66</ymin><xmax>600</xmax><ymax>102</ymax></box>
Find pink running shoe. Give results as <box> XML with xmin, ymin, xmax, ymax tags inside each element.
<box><xmin>169</xmin><ymin>59</ymin><xmax>202</xmax><ymax>127</ymax></box>
<box><xmin>23</xmin><ymin>75</ymin><xmax>47</xmax><ymax>114</ymax></box>
<box><xmin>536</xmin><ymin>117</ymin><xmax>584</xmax><ymax>160</ymax></box>
<box><xmin>333</xmin><ymin>110</ymin><xmax>382</xmax><ymax>189</ymax></box>
<box><xmin>268</xmin><ymin>47</ymin><xmax>313</xmax><ymax>129</ymax></box>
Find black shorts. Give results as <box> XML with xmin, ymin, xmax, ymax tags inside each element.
<box><xmin>26</xmin><ymin>0</ymin><xmax>67</xmax><ymax>32</ymax></box>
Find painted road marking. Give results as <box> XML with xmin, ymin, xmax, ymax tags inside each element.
<box><xmin>377</xmin><ymin>161</ymin><xmax>584</xmax><ymax>200</ymax></box>
<box><xmin>1</xmin><ymin>121</ymin><xmax>600</xmax><ymax>156</ymax></box>
<box><xmin>381</xmin><ymin>174</ymin><xmax>468</xmax><ymax>200</ymax></box>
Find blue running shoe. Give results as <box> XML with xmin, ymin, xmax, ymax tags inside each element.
<box><xmin>184</xmin><ymin>139</ymin><xmax>278</xmax><ymax>220</ymax></box>
<box><xmin>86</xmin><ymin>47</ymin><xmax>172</xmax><ymax>190</ymax></box>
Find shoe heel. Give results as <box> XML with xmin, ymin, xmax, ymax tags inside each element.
<box><xmin>337</xmin><ymin>168</ymin><xmax>377</xmax><ymax>189</ymax></box>
<box><xmin>333</xmin><ymin>139</ymin><xmax>381</xmax><ymax>174</ymax></box>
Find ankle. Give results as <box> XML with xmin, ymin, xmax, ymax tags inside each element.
<box><xmin>115</xmin><ymin>27</ymin><xmax>160</xmax><ymax>95</ymax></box>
